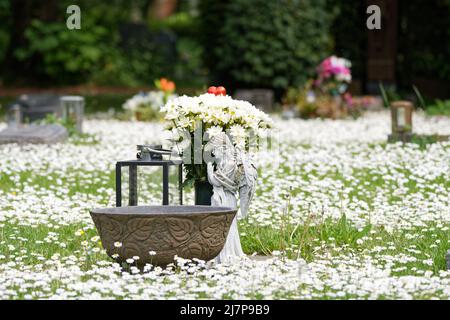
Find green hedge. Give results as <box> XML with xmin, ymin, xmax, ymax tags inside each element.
<box><xmin>14</xmin><ymin>19</ymin><xmax>114</xmax><ymax>85</ymax></box>
<box><xmin>0</xmin><ymin>0</ymin><xmax>10</xmax><ymax>70</ymax></box>
<box><xmin>198</xmin><ymin>0</ymin><xmax>332</xmax><ymax>93</ymax></box>
<box><xmin>0</xmin><ymin>0</ymin><xmax>191</xmax><ymax>87</ymax></box>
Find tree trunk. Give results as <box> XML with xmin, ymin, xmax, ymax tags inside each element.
<box><xmin>149</xmin><ymin>0</ymin><xmax>178</xmax><ymax>20</ymax></box>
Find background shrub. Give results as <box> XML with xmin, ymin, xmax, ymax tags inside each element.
<box><xmin>0</xmin><ymin>0</ymin><xmax>10</xmax><ymax>68</ymax></box>
<box><xmin>14</xmin><ymin>19</ymin><xmax>113</xmax><ymax>85</ymax></box>
<box><xmin>0</xmin><ymin>0</ymin><xmax>203</xmax><ymax>87</ymax></box>
<box><xmin>198</xmin><ymin>0</ymin><xmax>332</xmax><ymax>94</ymax></box>
<box><xmin>397</xmin><ymin>0</ymin><xmax>450</xmax><ymax>84</ymax></box>
<box><xmin>1</xmin><ymin>0</ymin><xmax>448</xmax><ymax>100</ymax></box>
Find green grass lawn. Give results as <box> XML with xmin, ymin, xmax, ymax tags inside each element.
<box><xmin>0</xmin><ymin>115</ymin><xmax>449</xmax><ymax>299</ymax></box>
<box><xmin>3</xmin><ymin>165</ymin><xmax>448</xmax><ymax>270</ymax></box>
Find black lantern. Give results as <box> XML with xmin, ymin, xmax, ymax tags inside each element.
<box><xmin>116</xmin><ymin>145</ymin><xmax>183</xmax><ymax>206</ymax></box>
<box><xmin>388</xmin><ymin>101</ymin><xmax>413</xmax><ymax>143</ymax></box>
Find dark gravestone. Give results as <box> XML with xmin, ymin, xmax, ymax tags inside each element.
<box><xmin>0</xmin><ymin>124</ymin><xmax>68</xmax><ymax>144</ymax></box>
<box><xmin>233</xmin><ymin>89</ymin><xmax>274</xmax><ymax>112</ymax></box>
<box><xmin>7</xmin><ymin>94</ymin><xmax>62</xmax><ymax>122</ymax></box>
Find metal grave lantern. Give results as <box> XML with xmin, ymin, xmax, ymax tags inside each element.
<box><xmin>60</xmin><ymin>96</ymin><xmax>85</xmax><ymax>133</ymax></box>
<box><xmin>116</xmin><ymin>145</ymin><xmax>183</xmax><ymax>206</ymax></box>
<box><xmin>7</xmin><ymin>103</ymin><xmax>22</xmax><ymax>127</ymax></box>
<box><xmin>388</xmin><ymin>101</ymin><xmax>413</xmax><ymax>143</ymax></box>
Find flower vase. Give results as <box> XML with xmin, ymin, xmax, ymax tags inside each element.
<box><xmin>194</xmin><ymin>180</ymin><xmax>213</xmax><ymax>205</ymax></box>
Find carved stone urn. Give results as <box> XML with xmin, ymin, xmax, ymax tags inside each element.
<box><xmin>90</xmin><ymin>205</ymin><xmax>236</xmax><ymax>267</ymax></box>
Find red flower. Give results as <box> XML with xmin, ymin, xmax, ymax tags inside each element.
<box><xmin>207</xmin><ymin>86</ymin><xmax>227</xmax><ymax>96</ymax></box>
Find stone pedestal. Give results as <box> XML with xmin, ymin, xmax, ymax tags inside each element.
<box><xmin>388</xmin><ymin>132</ymin><xmax>413</xmax><ymax>143</ymax></box>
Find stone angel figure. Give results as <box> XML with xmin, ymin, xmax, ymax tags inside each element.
<box><xmin>205</xmin><ymin>132</ymin><xmax>257</xmax><ymax>263</ymax></box>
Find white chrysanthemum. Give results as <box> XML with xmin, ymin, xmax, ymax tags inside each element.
<box><xmin>162</xmin><ymin>93</ymin><xmax>273</xmax><ymax>139</ymax></box>
<box><xmin>206</xmin><ymin>126</ymin><xmax>223</xmax><ymax>138</ymax></box>
<box><xmin>229</xmin><ymin>124</ymin><xmax>246</xmax><ymax>139</ymax></box>
<box><xmin>175</xmin><ymin>116</ymin><xmax>191</xmax><ymax>129</ymax></box>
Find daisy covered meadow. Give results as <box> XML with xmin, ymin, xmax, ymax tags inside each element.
<box><xmin>1</xmin><ymin>111</ymin><xmax>449</xmax><ymax>299</ymax></box>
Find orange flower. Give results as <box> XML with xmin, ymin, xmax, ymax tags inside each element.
<box><xmin>157</xmin><ymin>78</ymin><xmax>176</xmax><ymax>93</ymax></box>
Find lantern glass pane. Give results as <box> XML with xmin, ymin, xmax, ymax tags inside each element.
<box><xmin>68</xmin><ymin>103</ymin><xmax>76</xmax><ymax>121</ymax></box>
<box><xmin>61</xmin><ymin>96</ymin><xmax>84</xmax><ymax>132</ymax></box>
<box><xmin>137</xmin><ymin>166</ymin><xmax>162</xmax><ymax>204</ymax></box>
<box><xmin>125</xmin><ymin>165</ymin><xmax>181</xmax><ymax>205</ymax></box>
<box><xmin>397</xmin><ymin>107</ymin><xmax>406</xmax><ymax>128</ymax></box>
<box><xmin>8</xmin><ymin>105</ymin><xmax>21</xmax><ymax>127</ymax></box>
<box><xmin>119</xmin><ymin>166</ymin><xmax>130</xmax><ymax>207</ymax></box>
<box><xmin>168</xmin><ymin>165</ymin><xmax>182</xmax><ymax>205</ymax></box>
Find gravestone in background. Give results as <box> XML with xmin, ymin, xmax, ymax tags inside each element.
<box><xmin>7</xmin><ymin>94</ymin><xmax>62</xmax><ymax>122</ymax></box>
<box><xmin>0</xmin><ymin>124</ymin><xmax>68</xmax><ymax>145</ymax></box>
<box><xmin>233</xmin><ymin>89</ymin><xmax>274</xmax><ymax>113</ymax></box>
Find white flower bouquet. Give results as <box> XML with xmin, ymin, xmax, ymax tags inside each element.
<box><xmin>161</xmin><ymin>88</ymin><xmax>273</xmax><ymax>185</ymax></box>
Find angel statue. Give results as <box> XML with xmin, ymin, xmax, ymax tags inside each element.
<box><xmin>204</xmin><ymin>132</ymin><xmax>257</xmax><ymax>263</ymax></box>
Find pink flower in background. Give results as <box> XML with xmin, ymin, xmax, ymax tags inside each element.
<box><xmin>343</xmin><ymin>93</ymin><xmax>353</xmax><ymax>106</ymax></box>
<box><xmin>317</xmin><ymin>56</ymin><xmax>352</xmax><ymax>83</ymax></box>
<box><xmin>315</xmin><ymin>55</ymin><xmax>352</xmax><ymax>95</ymax></box>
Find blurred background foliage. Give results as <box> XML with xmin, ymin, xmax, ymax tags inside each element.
<box><xmin>327</xmin><ymin>0</ymin><xmax>367</xmax><ymax>83</ymax></box>
<box><xmin>0</xmin><ymin>0</ymin><xmax>206</xmax><ymax>87</ymax></box>
<box><xmin>0</xmin><ymin>0</ymin><xmax>449</xmax><ymax>98</ymax></box>
<box><xmin>198</xmin><ymin>0</ymin><xmax>332</xmax><ymax>97</ymax></box>
<box><xmin>397</xmin><ymin>0</ymin><xmax>450</xmax><ymax>84</ymax></box>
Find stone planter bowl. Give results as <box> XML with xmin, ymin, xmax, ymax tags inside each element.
<box><xmin>90</xmin><ymin>206</ymin><xmax>237</xmax><ymax>267</ymax></box>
